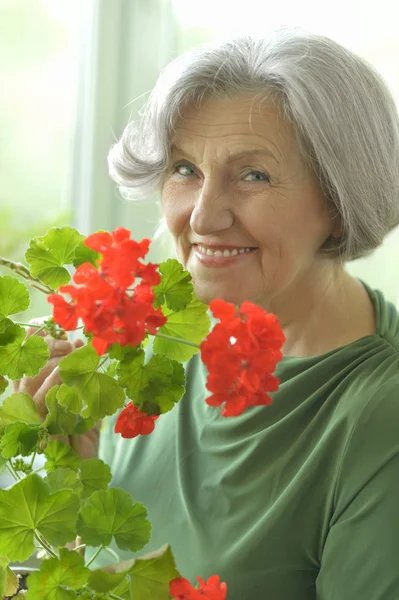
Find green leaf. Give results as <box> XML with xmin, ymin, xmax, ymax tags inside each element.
<box><xmin>154</xmin><ymin>259</ymin><xmax>193</xmax><ymax>311</ymax></box>
<box><xmin>56</xmin><ymin>383</ymin><xmax>83</xmax><ymax>414</ymax></box>
<box><xmin>79</xmin><ymin>459</ymin><xmax>111</xmax><ymax>500</ymax></box>
<box><xmin>59</xmin><ymin>345</ymin><xmax>125</xmax><ymax>420</ymax></box>
<box><xmin>25</xmin><ymin>548</ymin><xmax>89</xmax><ymax>600</ymax></box>
<box><xmin>44</xmin><ymin>468</ymin><xmax>84</xmax><ymax>496</ymax></box>
<box><xmin>153</xmin><ymin>298</ymin><xmax>210</xmax><ymax>362</ymax></box>
<box><xmin>108</xmin><ymin>343</ymin><xmax>142</xmax><ymax>361</ymax></box>
<box><xmin>117</xmin><ymin>350</ymin><xmax>185</xmax><ymax>414</ymax></box>
<box><xmin>0</xmin><ymin>319</ymin><xmax>20</xmax><ymax>346</ymax></box>
<box><xmin>105</xmin><ymin>361</ymin><xmax>118</xmax><ymax>378</ymax></box>
<box><xmin>43</xmin><ymin>386</ymin><xmax>80</xmax><ymax>435</ymax></box>
<box><xmin>129</xmin><ymin>544</ymin><xmax>181</xmax><ymax>600</ymax></box>
<box><xmin>77</xmin><ymin>488</ymin><xmax>151</xmax><ymax>552</ymax></box>
<box><xmin>0</xmin><ymin>556</ymin><xmax>18</xmax><ymax>598</ymax></box>
<box><xmin>0</xmin><ymin>376</ymin><xmax>8</xmax><ymax>394</ymax></box>
<box><xmin>42</xmin><ymin>386</ymin><xmax>95</xmax><ymax>436</ymax></box>
<box><xmin>0</xmin><ymin>454</ymin><xmax>7</xmax><ymax>475</ymax></box>
<box><xmin>0</xmin><ymin>276</ymin><xmax>30</xmax><ymax>319</ymax></box>
<box><xmin>0</xmin><ymin>422</ymin><xmax>40</xmax><ymax>459</ymax></box>
<box><xmin>25</xmin><ymin>226</ymin><xmax>84</xmax><ymax>289</ymax></box>
<box><xmin>0</xmin><ymin>393</ymin><xmax>41</xmax><ymax>433</ymax></box>
<box><xmin>87</xmin><ymin>568</ymin><xmax>128</xmax><ymax>594</ymax></box>
<box><xmin>90</xmin><ymin>544</ymin><xmax>181</xmax><ymax>600</ymax></box>
<box><xmin>0</xmin><ymin>473</ymin><xmax>79</xmax><ymax>561</ymax></box>
<box><xmin>72</xmin><ymin>239</ymin><xmax>100</xmax><ymax>269</ymax></box>
<box><xmin>44</xmin><ymin>440</ymin><xmax>80</xmax><ymax>473</ymax></box>
<box><xmin>0</xmin><ymin>325</ymin><xmax>50</xmax><ymax>379</ymax></box>
<box><xmin>72</xmin><ymin>415</ymin><xmax>97</xmax><ymax>435</ymax></box>
<box><xmin>110</xmin><ymin>577</ymin><xmax>130</xmax><ymax>600</ymax></box>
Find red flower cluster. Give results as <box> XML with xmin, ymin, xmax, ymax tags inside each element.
<box><xmin>169</xmin><ymin>575</ymin><xmax>227</xmax><ymax>600</ymax></box>
<box><xmin>48</xmin><ymin>228</ymin><xmax>166</xmax><ymax>355</ymax></box>
<box><xmin>200</xmin><ymin>299</ymin><xmax>285</xmax><ymax>416</ymax></box>
<box><xmin>114</xmin><ymin>402</ymin><xmax>159</xmax><ymax>439</ymax></box>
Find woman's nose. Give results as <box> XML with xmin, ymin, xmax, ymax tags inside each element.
<box><xmin>189</xmin><ymin>183</ymin><xmax>234</xmax><ymax>235</ymax></box>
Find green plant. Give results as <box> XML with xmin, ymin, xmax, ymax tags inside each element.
<box><xmin>0</xmin><ymin>225</ymin><xmax>283</xmax><ymax>598</ymax></box>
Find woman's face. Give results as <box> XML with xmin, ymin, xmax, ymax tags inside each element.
<box><xmin>161</xmin><ymin>94</ymin><xmax>339</xmax><ymax>309</ymax></box>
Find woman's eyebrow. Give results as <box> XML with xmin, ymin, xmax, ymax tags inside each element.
<box><xmin>169</xmin><ymin>143</ymin><xmax>279</xmax><ymax>165</ymax></box>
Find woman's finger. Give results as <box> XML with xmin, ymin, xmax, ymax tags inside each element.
<box><xmin>33</xmin><ymin>366</ymin><xmax>63</xmax><ymax>419</ymax></box>
<box><xmin>73</xmin><ymin>338</ymin><xmax>85</xmax><ymax>349</ymax></box>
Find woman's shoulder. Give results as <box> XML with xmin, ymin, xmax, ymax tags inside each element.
<box><xmin>362</xmin><ymin>280</ymin><xmax>399</xmax><ymax>351</ymax></box>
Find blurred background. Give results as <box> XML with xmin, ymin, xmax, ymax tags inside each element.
<box><xmin>1</xmin><ymin>0</ymin><xmax>399</xmax><ymax>322</ymax></box>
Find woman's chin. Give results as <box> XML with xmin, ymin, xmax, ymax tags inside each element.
<box><xmin>193</xmin><ymin>283</ymin><xmax>247</xmax><ymax>307</ymax></box>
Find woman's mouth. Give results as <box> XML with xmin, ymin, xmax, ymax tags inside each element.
<box><xmin>192</xmin><ymin>244</ymin><xmax>257</xmax><ymax>267</ymax></box>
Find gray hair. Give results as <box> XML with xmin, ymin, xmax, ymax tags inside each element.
<box><xmin>108</xmin><ymin>27</ymin><xmax>399</xmax><ymax>261</ymax></box>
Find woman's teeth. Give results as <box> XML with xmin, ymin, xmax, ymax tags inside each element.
<box><xmin>197</xmin><ymin>246</ymin><xmax>253</xmax><ymax>257</ymax></box>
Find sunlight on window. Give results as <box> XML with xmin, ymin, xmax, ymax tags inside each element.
<box><xmin>0</xmin><ymin>0</ymin><xmax>93</xmax><ymax>318</ymax></box>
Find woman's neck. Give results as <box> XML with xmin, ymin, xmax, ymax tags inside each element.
<box><xmin>268</xmin><ymin>267</ymin><xmax>376</xmax><ymax>359</ymax></box>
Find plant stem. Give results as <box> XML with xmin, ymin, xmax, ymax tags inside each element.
<box><xmin>98</xmin><ymin>358</ymin><xmax>108</xmax><ymax>370</ymax></box>
<box><xmin>29</xmin><ymin>450</ymin><xmax>37</xmax><ymax>470</ymax></box>
<box><xmin>6</xmin><ymin>461</ymin><xmax>21</xmax><ymax>481</ymax></box>
<box><xmin>73</xmin><ymin>544</ymin><xmax>86</xmax><ymax>552</ymax></box>
<box><xmin>31</xmin><ymin>325</ymin><xmax>47</xmax><ymax>337</ymax></box>
<box><xmin>154</xmin><ymin>332</ymin><xmax>200</xmax><ymax>349</ymax></box>
<box><xmin>102</xmin><ymin>545</ymin><xmax>121</xmax><ymax>563</ymax></box>
<box><xmin>0</xmin><ymin>257</ymin><xmax>53</xmax><ymax>294</ymax></box>
<box><xmin>33</xmin><ymin>467</ymin><xmax>45</xmax><ymax>474</ymax></box>
<box><xmin>109</xmin><ymin>594</ymin><xmax>125</xmax><ymax>600</ymax></box>
<box><xmin>85</xmin><ymin>544</ymin><xmax>104</xmax><ymax>568</ymax></box>
<box><xmin>33</xmin><ymin>532</ymin><xmax>58</xmax><ymax>559</ymax></box>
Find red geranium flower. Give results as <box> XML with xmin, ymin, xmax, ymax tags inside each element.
<box><xmin>114</xmin><ymin>402</ymin><xmax>159</xmax><ymax>439</ymax></box>
<box><xmin>200</xmin><ymin>299</ymin><xmax>285</xmax><ymax>416</ymax></box>
<box><xmin>48</xmin><ymin>228</ymin><xmax>166</xmax><ymax>355</ymax></box>
<box><xmin>47</xmin><ymin>292</ymin><xmax>79</xmax><ymax>331</ymax></box>
<box><xmin>169</xmin><ymin>575</ymin><xmax>227</xmax><ymax>600</ymax></box>
<box><xmin>84</xmin><ymin>227</ymin><xmax>151</xmax><ymax>288</ymax></box>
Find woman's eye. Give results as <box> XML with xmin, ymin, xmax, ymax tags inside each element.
<box><xmin>243</xmin><ymin>170</ymin><xmax>270</xmax><ymax>183</ymax></box>
<box><xmin>172</xmin><ymin>163</ymin><xmax>196</xmax><ymax>177</ymax></box>
<box><xmin>171</xmin><ymin>163</ymin><xmax>270</xmax><ymax>183</ymax></box>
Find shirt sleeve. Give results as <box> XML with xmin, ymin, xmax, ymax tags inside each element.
<box><xmin>316</xmin><ymin>381</ymin><xmax>399</xmax><ymax>599</ymax></box>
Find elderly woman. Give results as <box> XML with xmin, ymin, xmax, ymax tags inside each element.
<box><xmin>23</xmin><ymin>28</ymin><xmax>399</xmax><ymax>599</ymax></box>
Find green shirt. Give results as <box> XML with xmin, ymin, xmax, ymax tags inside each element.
<box><xmin>98</xmin><ymin>279</ymin><xmax>399</xmax><ymax>599</ymax></box>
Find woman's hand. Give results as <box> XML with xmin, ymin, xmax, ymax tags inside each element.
<box><xmin>13</xmin><ymin>318</ymin><xmax>100</xmax><ymax>460</ymax></box>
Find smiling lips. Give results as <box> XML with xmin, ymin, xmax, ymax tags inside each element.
<box><xmin>193</xmin><ymin>244</ymin><xmax>257</xmax><ymax>266</ymax></box>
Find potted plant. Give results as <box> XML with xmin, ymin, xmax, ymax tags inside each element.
<box><xmin>0</xmin><ymin>226</ymin><xmax>284</xmax><ymax>599</ymax></box>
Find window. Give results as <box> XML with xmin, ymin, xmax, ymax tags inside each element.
<box><xmin>0</xmin><ymin>0</ymin><xmax>93</xmax><ymax>320</ymax></box>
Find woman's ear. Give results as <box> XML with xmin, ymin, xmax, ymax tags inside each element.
<box><xmin>329</xmin><ymin>208</ymin><xmax>342</xmax><ymax>239</ymax></box>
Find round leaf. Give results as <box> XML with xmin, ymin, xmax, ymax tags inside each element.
<box><xmin>0</xmin><ymin>276</ymin><xmax>30</xmax><ymax>318</ymax></box>
<box><xmin>59</xmin><ymin>345</ymin><xmax>125</xmax><ymax>419</ymax></box>
<box><xmin>0</xmin><ymin>393</ymin><xmax>41</xmax><ymax>433</ymax></box>
<box><xmin>77</xmin><ymin>488</ymin><xmax>151</xmax><ymax>552</ymax></box>
<box><xmin>0</xmin><ymin>326</ymin><xmax>49</xmax><ymax>379</ymax></box>
<box><xmin>44</xmin><ymin>468</ymin><xmax>84</xmax><ymax>496</ymax></box>
<box><xmin>0</xmin><ymin>473</ymin><xmax>79</xmax><ymax>562</ymax></box>
<box><xmin>153</xmin><ymin>259</ymin><xmax>193</xmax><ymax>311</ymax></box>
<box><xmin>79</xmin><ymin>459</ymin><xmax>111</xmax><ymax>499</ymax></box>
<box><xmin>129</xmin><ymin>544</ymin><xmax>181</xmax><ymax>600</ymax></box>
<box><xmin>44</xmin><ymin>440</ymin><xmax>81</xmax><ymax>473</ymax></box>
<box><xmin>0</xmin><ymin>422</ymin><xmax>40</xmax><ymax>459</ymax></box>
<box><xmin>25</xmin><ymin>548</ymin><xmax>89</xmax><ymax>600</ymax></box>
<box><xmin>43</xmin><ymin>386</ymin><xmax>81</xmax><ymax>435</ymax></box>
<box><xmin>153</xmin><ymin>298</ymin><xmax>210</xmax><ymax>362</ymax></box>
<box><xmin>25</xmin><ymin>226</ymin><xmax>84</xmax><ymax>289</ymax></box>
